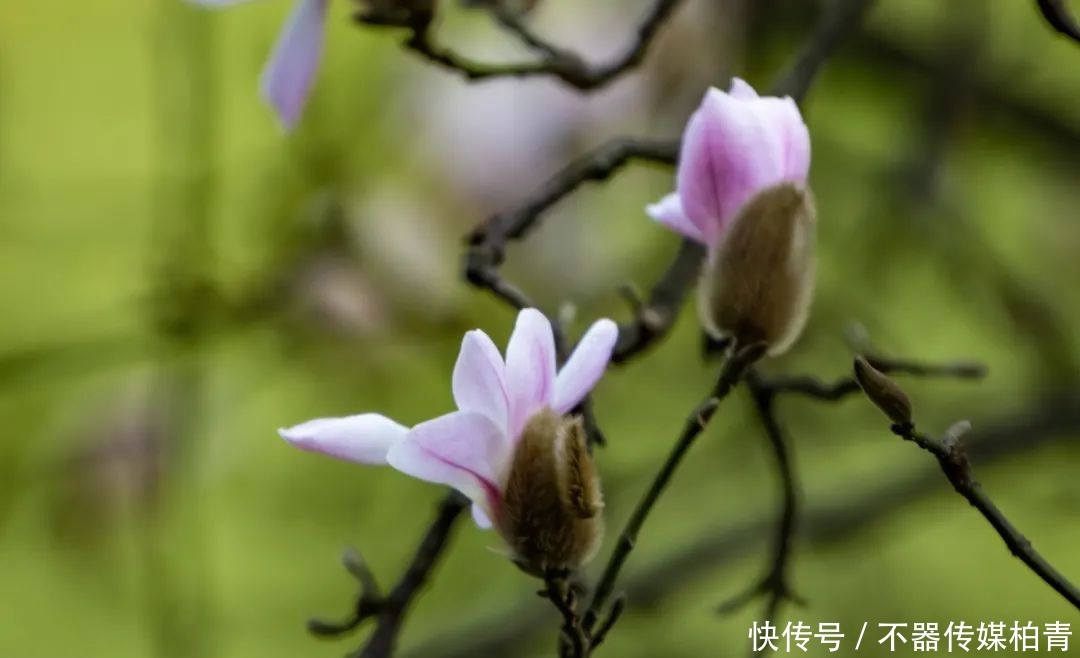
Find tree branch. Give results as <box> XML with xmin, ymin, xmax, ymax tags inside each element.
<box><xmin>715</xmin><ymin>370</ymin><xmax>805</xmax><ymax>656</ymax></box>
<box><xmin>310</xmin><ymin>492</ymin><xmax>469</xmax><ymax>658</ymax></box>
<box><xmin>581</xmin><ymin>342</ymin><xmax>767</xmax><ymax>637</ymax></box>
<box><xmin>1035</xmin><ymin>0</ymin><xmax>1080</xmax><ymax>43</ymax></box>
<box><xmin>402</xmin><ymin>393</ymin><xmax>1080</xmax><ymax>658</ymax></box>
<box><xmin>852</xmin><ymin>359</ymin><xmax>1080</xmax><ymax>612</ymax></box>
<box><xmin>396</xmin><ymin>0</ymin><xmax>686</xmax><ymax>90</ymax></box>
<box><xmin>890</xmin><ymin>419</ymin><xmax>1080</xmax><ymax>610</ymax></box>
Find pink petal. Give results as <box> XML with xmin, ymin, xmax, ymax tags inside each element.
<box><xmin>675</xmin><ymin>83</ymin><xmax>810</xmax><ymax>244</ymax></box>
<box><xmin>553</xmin><ymin>319</ymin><xmax>618</xmax><ymax>414</ymax></box>
<box><xmin>645</xmin><ymin>193</ymin><xmax>706</xmax><ymax>244</ymax></box>
<box><xmin>452</xmin><ymin>330</ymin><xmax>509</xmax><ymax>432</ymax></box>
<box><xmin>279</xmin><ymin>413</ymin><xmax>407</xmax><ymax>464</ymax></box>
<box><xmin>503</xmin><ymin>309</ymin><xmax>557</xmax><ymax>439</ymax></box>
<box><xmin>471</xmin><ymin>503</ymin><xmax>493</xmax><ymax>529</ymax></box>
<box><xmin>259</xmin><ymin>0</ymin><xmax>328</xmax><ymax>130</ymax></box>
<box><xmin>777</xmin><ymin>98</ymin><xmax>811</xmax><ymax>181</ymax></box>
<box><xmin>386</xmin><ymin>411</ymin><xmax>509</xmax><ymax>520</ymax></box>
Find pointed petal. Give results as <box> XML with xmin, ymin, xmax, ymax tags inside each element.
<box><xmin>503</xmin><ymin>309</ymin><xmax>557</xmax><ymax>439</ymax></box>
<box><xmin>646</xmin><ymin>193</ymin><xmax>706</xmax><ymax>243</ymax></box>
<box><xmin>259</xmin><ymin>0</ymin><xmax>328</xmax><ymax>129</ymax></box>
<box><xmin>471</xmin><ymin>503</ymin><xmax>493</xmax><ymax>529</ymax></box>
<box><xmin>452</xmin><ymin>330</ymin><xmax>509</xmax><ymax>432</ymax></box>
<box><xmin>728</xmin><ymin>77</ymin><xmax>759</xmax><ymax>100</ymax></box>
<box><xmin>553</xmin><ymin>319</ymin><xmax>618</xmax><ymax>414</ymax></box>
<box><xmin>279</xmin><ymin>413</ymin><xmax>407</xmax><ymax>464</ymax></box>
<box><xmin>386</xmin><ymin>411</ymin><xmax>509</xmax><ymax>519</ymax></box>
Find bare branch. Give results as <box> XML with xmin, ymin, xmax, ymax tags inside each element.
<box><xmin>403</xmin><ymin>394</ymin><xmax>1080</xmax><ymax>658</ymax></box>
<box><xmin>1035</xmin><ymin>0</ymin><xmax>1080</xmax><ymax>43</ymax></box>
<box><xmin>394</xmin><ymin>0</ymin><xmax>686</xmax><ymax>90</ymax></box>
<box><xmin>314</xmin><ymin>492</ymin><xmax>468</xmax><ymax>658</ymax></box>
<box><xmin>853</xmin><ymin>361</ymin><xmax>1080</xmax><ymax>612</ymax></box>
<box><xmin>715</xmin><ymin>370</ymin><xmax>805</xmax><ymax>655</ymax></box>
<box><xmin>581</xmin><ymin>342</ymin><xmax>767</xmax><ymax>635</ymax></box>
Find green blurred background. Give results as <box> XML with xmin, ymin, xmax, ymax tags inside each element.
<box><xmin>1</xmin><ymin>0</ymin><xmax>1079</xmax><ymax>656</ymax></box>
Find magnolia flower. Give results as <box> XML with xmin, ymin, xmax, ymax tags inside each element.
<box><xmin>280</xmin><ymin>308</ymin><xmax>618</xmax><ymax>575</ymax></box>
<box><xmin>647</xmin><ymin>78</ymin><xmax>816</xmax><ymax>356</ymax></box>
<box><xmin>190</xmin><ymin>0</ymin><xmax>329</xmax><ymax>129</ymax></box>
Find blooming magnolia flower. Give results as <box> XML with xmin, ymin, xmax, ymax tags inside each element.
<box><xmin>190</xmin><ymin>0</ymin><xmax>329</xmax><ymax>129</ymax></box>
<box><xmin>280</xmin><ymin>308</ymin><xmax>618</xmax><ymax>574</ymax></box>
<box><xmin>647</xmin><ymin>78</ymin><xmax>816</xmax><ymax>355</ymax></box>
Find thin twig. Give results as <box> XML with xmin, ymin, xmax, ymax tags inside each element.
<box><xmin>715</xmin><ymin>370</ymin><xmax>804</xmax><ymax>657</ymax></box>
<box><xmin>334</xmin><ymin>492</ymin><xmax>469</xmax><ymax>658</ymax></box>
<box><xmin>403</xmin><ymin>394</ymin><xmax>1080</xmax><ymax>658</ymax></box>
<box><xmin>465</xmin><ymin>0</ymin><xmax>882</xmax><ymax>368</ymax></box>
<box><xmin>582</xmin><ymin>342</ymin><xmax>767</xmax><ymax>634</ymax></box>
<box><xmin>890</xmin><ymin>421</ymin><xmax>1080</xmax><ymax>611</ymax></box>
<box><xmin>1035</xmin><ymin>0</ymin><xmax>1080</xmax><ymax>43</ymax></box>
<box><xmin>761</xmin><ymin>354</ymin><xmax>986</xmax><ymax>401</ymax></box>
<box><xmin>398</xmin><ymin>0</ymin><xmax>685</xmax><ymax>90</ymax></box>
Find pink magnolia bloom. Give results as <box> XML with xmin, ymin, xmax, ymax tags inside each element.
<box><xmin>646</xmin><ymin>78</ymin><xmax>811</xmax><ymax>248</ymax></box>
<box><xmin>190</xmin><ymin>0</ymin><xmax>328</xmax><ymax>129</ymax></box>
<box><xmin>279</xmin><ymin>308</ymin><xmax>618</xmax><ymax>530</ymax></box>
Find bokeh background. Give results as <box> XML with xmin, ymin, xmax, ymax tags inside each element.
<box><xmin>2</xmin><ymin>0</ymin><xmax>1079</xmax><ymax>656</ymax></box>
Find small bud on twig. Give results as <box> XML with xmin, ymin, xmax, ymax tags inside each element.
<box><xmin>853</xmin><ymin>355</ymin><xmax>913</xmax><ymax>427</ymax></box>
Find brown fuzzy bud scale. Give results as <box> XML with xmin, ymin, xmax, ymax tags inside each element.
<box><xmin>698</xmin><ymin>182</ymin><xmax>816</xmax><ymax>356</ymax></box>
<box><xmin>853</xmin><ymin>356</ymin><xmax>914</xmax><ymax>426</ymax></box>
<box><xmin>497</xmin><ymin>408</ymin><xmax>604</xmax><ymax>577</ymax></box>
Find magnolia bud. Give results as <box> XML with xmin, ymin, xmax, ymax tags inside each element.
<box><xmin>498</xmin><ymin>408</ymin><xmax>603</xmax><ymax>577</ymax></box>
<box><xmin>697</xmin><ymin>182</ymin><xmax>816</xmax><ymax>356</ymax></box>
<box><xmin>853</xmin><ymin>356</ymin><xmax>913</xmax><ymax>427</ymax></box>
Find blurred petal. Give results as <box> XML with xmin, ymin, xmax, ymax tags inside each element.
<box><xmin>503</xmin><ymin>309</ymin><xmax>556</xmax><ymax>438</ymax></box>
<box><xmin>728</xmin><ymin>77</ymin><xmax>759</xmax><ymax>100</ymax></box>
<box><xmin>387</xmin><ymin>411</ymin><xmax>509</xmax><ymax>518</ymax></box>
<box><xmin>259</xmin><ymin>0</ymin><xmax>328</xmax><ymax>129</ymax></box>
<box><xmin>279</xmin><ymin>413</ymin><xmax>406</xmax><ymax>464</ymax></box>
<box><xmin>777</xmin><ymin>98</ymin><xmax>811</xmax><ymax>181</ymax></box>
<box><xmin>553</xmin><ymin>319</ymin><xmax>618</xmax><ymax>414</ymax></box>
<box><xmin>646</xmin><ymin>193</ymin><xmax>706</xmax><ymax>243</ymax></box>
<box><xmin>452</xmin><ymin>330</ymin><xmax>509</xmax><ymax>432</ymax></box>
<box><xmin>471</xmin><ymin>503</ymin><xmax>493</xmax><ymax>529</ymax></box>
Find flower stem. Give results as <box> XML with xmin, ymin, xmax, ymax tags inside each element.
<box><xmin>583</xmin><ymin>342</ymin><xmax>766</xmax><ymax>632</ymax></box>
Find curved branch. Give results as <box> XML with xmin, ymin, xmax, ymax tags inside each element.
<box><xmin>1035</xmin><ymin>0</ymin><xmax>1080</xmax><ymax>43</ymax></box>
<box><xmin>398</xmin><ymin>0</ymin><xmax>686</xmax><ymax>90</ymax></box>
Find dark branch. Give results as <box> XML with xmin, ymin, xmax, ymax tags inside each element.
<box><xmin>760</xmin><ymin>353</ymin><xmax>986</xmax><ymax>401</ymax></box>
<box><xmin>402</xmin><ymin>393</ymin><xmax>1080</xmax><ymax>658</ymax></box>
<box><xmin>311</xmin><ymin>491</ymin><xmax>468</xmax><ymax>658</ymax></box>
<box><xmin>850</xmin><ymin>359</ymin><xmax>1080</xmax><ymax>612</ymax></box>
<box><xmin>581</xmin><ymin>342</ymin><xmax>767</xmax><ymax>635</ymax></box>
<box><xmin>716</xmin><ymin>370</ymin><xmax>804</xmax><ymax>653</ymax></box>
<box><xmin>1035</xmin><ymin>0</ymin><xmax>1080</xmax><ymax>43</ymax></box>
<box><xmin>890</xmin><ymin>419</ymin><xmax>1080</xmax><ymax>611</ymax></box>
<box><xmin>395</xmin><ymin>0</ymin><xmax>685</xmax><ymax>90</ymax></box>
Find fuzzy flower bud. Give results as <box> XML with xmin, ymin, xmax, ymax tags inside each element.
<box><xmin>646</xmin><ymin>78</ymin><xmax>815</xmax><ymax>355</ymax></box>
<box><xmin>698</xmin><ymin>182</ymin><xmax>816</xmax><ymax>354</ymax></box>
<box><xmin>500</xmin><ymin>409</ymin><xmax>603</xmax><ymax>576</ymax></box>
